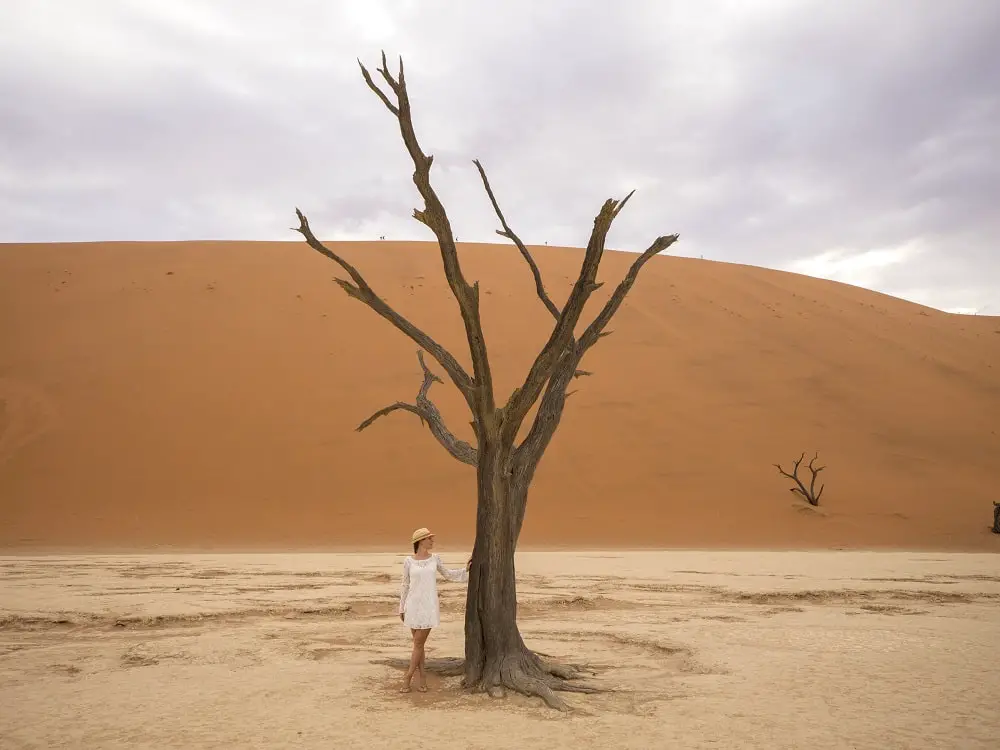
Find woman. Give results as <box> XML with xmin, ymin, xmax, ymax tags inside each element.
<box><xmin>398</xmin><ymin>527</ymin><xmax>470</xmax><ymax>693</ymax></box>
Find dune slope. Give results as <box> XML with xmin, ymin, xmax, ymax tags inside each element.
<box><xmin>1</xmin><ymin>241</ymin><xmax>998</xmax><ymax>551</ymax></box>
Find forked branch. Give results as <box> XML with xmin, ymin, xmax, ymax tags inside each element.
<box><xmin>510</xmin><ymin>234</ymin><xmax>679</xmax><ymax>473</ymax></box>
<box><xmin>357</xmin><ymin>350</ymin><xmax>477</xmax><ymax>466</ymax></box>
<box><xmin>500</xmin><ymin>193</ymin><xmax>641</xmax><ymax>444</ymax></box>
<box><xmin>774</xmin><ymin>451</ymin><xmax>826</xmax><ymax>506</ymax></box>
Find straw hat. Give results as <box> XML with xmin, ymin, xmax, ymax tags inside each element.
<box><xmin>411</xmin><ymin>527</ymin><xmax>434</xmax><ymax>544</ymax></box>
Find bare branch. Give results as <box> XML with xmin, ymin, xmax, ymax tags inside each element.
<box><xmin>774</xmin><ymin>451</ymin><xmax>825</xmax><ymax>506</ymax></box>
<box><xmin>807</xmin><ymin>452</ymin><xmax>826</xmax><ymax>503</ymax></box>
<box><xmin>501</xmin><ymin>194</ymin><xmax>636</xmax><ymax>443</ymax></box>
<box><xmin>357</xmin><ymin>351</ymin><xmax>478</xmax><ymax>466</ymax></box>
<box><xmin>506</xmin><ymin>346</ymin><xmax>584</xmax><ymax>541</ymax></box>
<box><xmin>577</xmin><ymin>234</ymin><xmax>680</xmax><ymax>352</ymax></box>
<box><xmin>514</xmin><ymin>347</ymin><xmax>583</xmax><ymax>478</ymax></box>
<box><xmin>377</xmin><ymin>50</ymin><xmax>400</xmax><ymax>93</ymax></box>
<box><xmin>358</xmin><ymin>53</ymin><xmax>495</xmax><ymax>418</ymax></box>
<box><xmin>612</xmin><ymin>189</ymin><xmax>636</xmax><ymax>219</ymax></box>
<box><xmin>293</xmin><ymin>209</ymin><xmax>474</xmax><ymax>399</ymax></box>
<box><xmin>357</xmin><ymin>58</ymin><xmax>399</xmax><ymax>116</ymax></box>
<box><xmin>473</xmin><ymin>159</ymin><xmax>560</xmax><ymax>321</ymax></box>
<box><xmin>356</xmin><ymin>401</ymin><xmax>423</xmax><ymax>431</ymax></box>
<box><xmin>514</xmin><ymin>234</ymin><xmax>676</xmax><ymax>439</ymax></box>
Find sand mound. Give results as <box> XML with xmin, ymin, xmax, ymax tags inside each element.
<box><xmin>1</xmin><ymin>240</ymin><xmax>997</xmax><ymax>550</ymax></box>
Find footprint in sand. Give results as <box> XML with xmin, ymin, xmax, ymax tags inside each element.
<box><xmin>0</xmin><ymin>378</ymin><xmax>59</xmax><ymax>468</ymax></box>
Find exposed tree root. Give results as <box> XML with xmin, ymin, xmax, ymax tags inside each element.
<box><xmin>375</xmin><ymin>653</ymin><xmax>606</xmax><ymax>710</ymax></box>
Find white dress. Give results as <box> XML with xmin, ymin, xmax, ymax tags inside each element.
<box><xmin>398</xmin><ymin>554</ymin><xmax>469</xmax><ymax>629</ymax></box>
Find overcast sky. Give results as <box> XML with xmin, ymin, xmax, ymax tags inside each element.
<box><xmin>2</xmin><ymin>1</ymin><xmax>998</xmax><ymax>313</ymax></box>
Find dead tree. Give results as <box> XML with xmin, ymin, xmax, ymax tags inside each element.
<box><xmin>292</xmin><ymin>52</ymin><xmax>678</xmax><ymax>710</ymax></box>
<box><xmin>774</xmin><ymin>451</ymin><xmax>825</xmax><ymax>506</ymax></box>
<box><xmin>992</xmin><ymin>502</ymin><xmax>999</xmax><ymax>534</ymax></box>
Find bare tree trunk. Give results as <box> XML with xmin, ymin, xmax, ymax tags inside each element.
<box><xmin>462</xmin><ymin>439</ymin><xmax>565</xmax><ymax>706</ymax></box>
<box><xmin>464</xmin><ymin>440</ymin><xmax>523</xmax><ymax>676</ymax></box>
<box><xmin>460</xmin><ymin>352</ymin><xmax>579</xmax><ymax>698</ymax></box>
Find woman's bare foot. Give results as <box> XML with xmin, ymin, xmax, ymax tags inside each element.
<box><xmin>399</xmin><ymin>681</ymin><xmax>412</xmax><ymax>693</ymax></box>
<box><xmin>416</xmin><ymin>682</ymin><xmax>428</xmax><ymax>693</ymax></box>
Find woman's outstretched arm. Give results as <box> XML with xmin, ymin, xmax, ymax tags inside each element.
<box><xmin>436</xmin><ymin>554</ymin><xmax>469</xmax><ymax>583</ymax></box>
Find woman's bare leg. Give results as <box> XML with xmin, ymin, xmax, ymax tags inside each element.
<box><xmin>401</xmin><ymin>628</ymin><xmax>430</xmax><ymax>693</ymax></box>
<box><xmin>416</xmin><ymin>629</ymin><xmax>431</xmax><ymax>690</ymax></box>
<box><xmin>401</xmin><ymin>629</ymin><xmax>421</xmax><ymax>692</ymax></box>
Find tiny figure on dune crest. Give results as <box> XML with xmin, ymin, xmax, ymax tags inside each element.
<box><xmin>398</xmin><ymin>528</ymin><xmax>471</xmax><ymax>694</ymax></box>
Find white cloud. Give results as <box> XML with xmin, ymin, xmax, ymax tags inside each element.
<box><xmin>784</xmin><ymin>241</ymin><xmax>924</xmax><ymax>289</ymax></box>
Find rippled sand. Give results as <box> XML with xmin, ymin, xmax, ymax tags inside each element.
<box><xmin>1</xmin><ymin>550</ymin><xmax>998</xmax><ymax>749</ymax></box>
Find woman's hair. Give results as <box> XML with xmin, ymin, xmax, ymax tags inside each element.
<box><xmin>413</xmin><ymin>541</ymin><xmax>420</xmax><ymax>554</ymax></box>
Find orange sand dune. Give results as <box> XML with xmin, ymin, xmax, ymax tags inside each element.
<box><xmin>1</xmin><ymin>240</ymin><xmax>998</xmax><ymax>551</ymax></box>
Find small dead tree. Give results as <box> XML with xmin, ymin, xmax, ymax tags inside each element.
<box><xmin>292</xmin><ymin>52</ymin><xmax>678</xmax><ymax>709</ymax></box>
<box><xmin>774</xmin><ymin>452</ymin><xmax>826</xmax><ymax>506</ymax></box>
<box><xmin>992</xmin><ymin>502</ymin><xmax>1000</xmax><ymax>534</ymax></box>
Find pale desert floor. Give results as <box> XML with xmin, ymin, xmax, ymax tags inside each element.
<box><xmin>1</xmin><ymin>551</ymin><xmax>998</xmax><ymax>749</ymax></box>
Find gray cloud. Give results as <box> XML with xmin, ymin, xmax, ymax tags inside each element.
<box><xmin>1</xmin><ymin>0</ymin><xmax>997</xmax><ymax>312</ymax></box>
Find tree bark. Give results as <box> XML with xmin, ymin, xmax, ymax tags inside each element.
<box><xmin>459</xmin><ymin>432</ymin><xmax>592</xmax><ymax>710</ymax></box>
<box><xmin>464</xmin><ymin>500</ymin><xmax>522</xmax><ymax>682</ymax></box>
<box><xmin>463</xmin><ymin>435</ymin><xmax>522</xmax><ymax>678</ymax></box>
